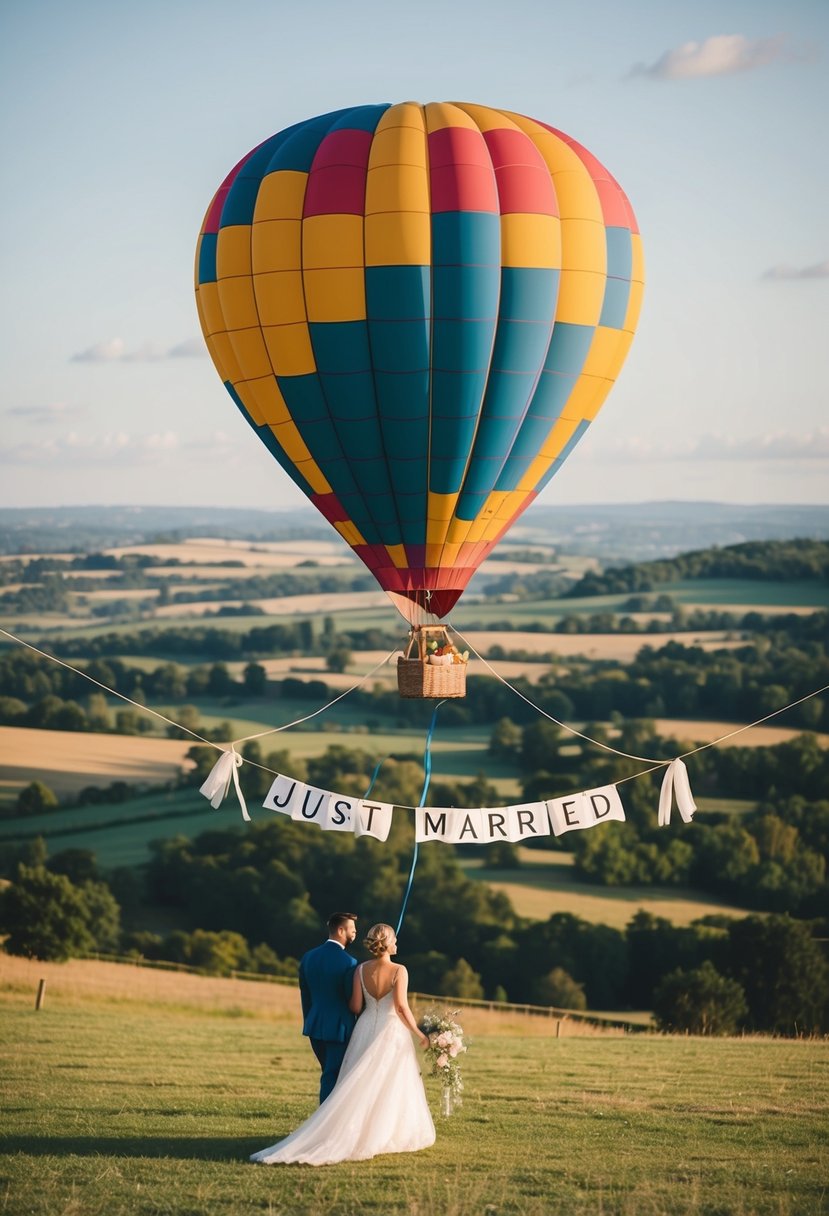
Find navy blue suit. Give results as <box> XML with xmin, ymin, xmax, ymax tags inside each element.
<box><xmin>299</xmin><ymin>939</ymin><xmax>357</xmax><ymax>1103</ymax></box>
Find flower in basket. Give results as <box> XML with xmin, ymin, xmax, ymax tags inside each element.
<box><xmin>418</xmin><ymin>1008</ymin><xmax>467</xmax><ymax>1103</ymax></box>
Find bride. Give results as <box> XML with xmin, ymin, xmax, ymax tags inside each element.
<box><xmin>250</xmin><ymin>923</ymin><xmax>436</xmax><ymax>1165</ymax></box>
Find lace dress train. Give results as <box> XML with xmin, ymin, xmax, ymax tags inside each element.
<box><xmin>251</xmin><ymin>973</ymin><xmax>435</xmax><ymax>1165</ymax></box>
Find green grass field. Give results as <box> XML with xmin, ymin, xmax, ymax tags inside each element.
<box><xmin>1</xmin><ymin>958</ymin><xmax>826</xmax><ymax>1216</ymax></box>
<box><xmin>6</xmin><ymin>572</ymin><xmax>825</xmax><ymax>645</ymax></box>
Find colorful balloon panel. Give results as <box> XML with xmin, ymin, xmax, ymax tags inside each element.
<box><xmin>195</xmin><ymin>102</ymin><xmax>644</xmax><ymax>619</ymax></box>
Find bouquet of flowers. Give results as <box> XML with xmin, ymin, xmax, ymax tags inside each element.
<box><xmin>419</xmin><ymin>1008</ymin><xmax>467</xmax><ymax>1112</ymax></box>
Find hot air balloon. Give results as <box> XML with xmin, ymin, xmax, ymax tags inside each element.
<box><xmin>195</xmin><ymin>101</ymin><xmax>643</xmax><ymax>638</ymax></box>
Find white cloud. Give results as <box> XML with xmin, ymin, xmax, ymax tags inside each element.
<box><xmin>598</xmin><ymin>428</ymin><xmax>829</xmax><ymax>462</ymax></box>
<box><xmin>71</xmin><ymin>338</ymin><xmax>127</xmax><ymax>363</ymax></box>
<box><xmin>631</xmin><ymin>33</ymin><xmax>795</xmax><ymax>80</ymax></box>
<box><xmin>6</xmin><ymin>402</ymin><xmax>85</xmax><ymax>424</ymax></box>
<box><xmin>168</xmin><ymin>337</ymin><xmax>208</xmax><ymax>359</ymax></box>
<box><xmin>763</xmin><ymin>261</ymin><xmax>829</xmax><ymax>281</ymax></box>
<box><xmin>0</xmin><ymin>431</ymin><xmax>181</xmax><ymax>466</ymax></box>
<box><xmin>70</xmin><ymin>337</ymin><xmax>206</xmax><ymax>363</ymax></box>
<box><xmin>0</xmin><ymin>430</ymin><xmax>255</xmax><ymax>471</ymax></box>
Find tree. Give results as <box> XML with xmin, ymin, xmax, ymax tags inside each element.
<box><xmin>81</xmin><ymin>881</ymin><xmax>122</xmax><ymax>953</ymax></box>
<box><xmin>436</xmin><ymin>958</ymin><xmax>484</xmax><ymax>1000</ymax></box>
<box><xmin>1</xmin><ymin>865</ymin><xmax>94</xmax><ymax>961</ymax></box>
<box><xmin>521</xmin><ymin>720</ymin><xmax>561</xmax><ymax>772</ymax></box>
<box><xmin>186</xmin><ymin>929</ymin><xmax>251</xmax><ymax>976</ymax></box>
<box><xmin>727</xmin><ymin>915</ymin><xmax>829</xmax><ymax>1034</ymax></box>
<box><xmin>652</xmin><ymin>961</ymin><xmax>748</xmax><ymax>1035</ymax></box>
<box><xmin>488</xmin><ymin>717</ymin><xmax>522</xmax><ymax>761</ymax></box>
<box><xmin>207</xmin><ymin>663</ymin><xmax>234</xmax><ymax>697</ymax></box>
<box><xmin>85</xmin><ymin>692</ymin><xmax>111</xmax><ymax>731</ymax></box>
<box><xmin>326</xmin><ymin>648</ymin><xmax>351</xmax><ymax>674</ymax></box>
<box><xmin>243</xmin><ymin>662</ymin><xmax>268</xmax><ymax>696</ymax></box>
<box><xmin>533</xmin><ymin>967</ymin><xmax>587</xmax><ymax>1011</ymax></box>
<box><xmin>16</xmin><ymin>781</ymin><xmax>59</xmax><ymax>816</ymax></box>
<box><xmin>48</xmin><ymin>849</ymin><xmax>98</xmax><ymax>884</ymax></box>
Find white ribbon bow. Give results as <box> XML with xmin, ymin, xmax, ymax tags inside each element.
<box><xmin>199</xmin><ymin>747</ymin><xmax>249</xmax><ymax>821</ymax></box>
<box><xmin>658</xmin><ymin>758</ymin><xmax>697</xmax><ymax>827</ymax></box>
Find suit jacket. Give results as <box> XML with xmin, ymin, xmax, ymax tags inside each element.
<box><xmin>299</xmin><ymin>940</ymin><xmax>357</xmax><ymax>1043</ymax></box>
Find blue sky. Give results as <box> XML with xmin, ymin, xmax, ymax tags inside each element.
<box><xmin>1</xmin><ymin>0</ymin><xmax>826</xmax><ymax>510</ymax></box>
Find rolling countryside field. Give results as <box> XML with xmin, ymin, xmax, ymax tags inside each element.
<box><xmin>2</xmin><ymin>529</ymin><xmax>827</xmax><ymax>936</ymax></box>
<box><xmin>1</xmin><ymin>956</ymin><xmax>826</xmax><ymax>1216</ymax></box>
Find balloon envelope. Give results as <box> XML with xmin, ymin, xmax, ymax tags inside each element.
<box><xmin>195</xmin><ymin>102</ymin><xmax>643</xmax><ymax>620</ymax></box>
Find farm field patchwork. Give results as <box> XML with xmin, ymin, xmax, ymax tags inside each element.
<box><xmin>1</xmin><ymin>956</ymin><xmax>826</xmax><ymax>1216</ymax></box>
<box><xmin>0</xmin><ymin>726</ymin><xmax>195</xmax><ymax>801</ymax></box>
<box><xmin>462</xmin><ymin>848</ymin><xmax>757</xmax><ymax>929</ymax></box>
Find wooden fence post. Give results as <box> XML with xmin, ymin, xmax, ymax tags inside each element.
<box><xmin>35</xmin><ymin>979</ymin><xmax>46</xmax><ymax>1011</ymax></box>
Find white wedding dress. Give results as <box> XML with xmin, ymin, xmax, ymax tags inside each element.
<box><xmin>251</xmin><ymin>969</ymin><xmax>436</xmax><ymax>1165</ymax></box>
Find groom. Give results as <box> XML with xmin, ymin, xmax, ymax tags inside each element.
<box><xmin>299</xmin><ymin>912</ymin><xmax>358</xmax><ymax>1103</ymax></box>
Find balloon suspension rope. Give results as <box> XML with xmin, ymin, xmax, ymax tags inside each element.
<box><xmin>396</xmin><ymin>699</ymin><xmax>446</xmax><ymax>936</ymax></box>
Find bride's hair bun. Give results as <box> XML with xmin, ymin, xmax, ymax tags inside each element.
<box><xmin>364</xmin><ymin>923</ymin><xmax>394</xmax><ymax>957</ymax></box>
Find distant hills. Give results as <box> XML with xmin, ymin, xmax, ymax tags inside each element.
<box><xmin>1</xmin><ymin>501</ymin><xmax>828</xmax><ymax>564</ymax></box>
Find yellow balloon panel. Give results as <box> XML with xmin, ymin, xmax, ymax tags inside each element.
<box><xmin>303</xmin><ymin>214</ymin><xmax>364</xmax><ymax>269</ymax></box>
<box><xmin>196</xmin><ymin>281</ymin><xmax>227</xmax><ymax>338</ymax></box>
<box><xmin>255</xmin><ymin>171</ymin><xmax>307</xmax><ymax>222</ymax></box>
<box><xmin>262</xmin><ymin>323</ymin><xmax>316</xmax><ymax>377</ymax></box>
<box><xmin>240</xmin><ymin>375</ymin><xmax>292</xmax><ymax>427</ymax></box>
<box><xmin>226</xmin><ymin>327</ymin><xmax>273</xmax><ymax>381</ymax></box>
<box><xmin>365</xmin><ymin>163</ymin><xmax>431</xmax><ymax>215</ymax></box>
<box><xmin>500</xmin><ymin>214</ymin><xmax>561</xmax><ymax>269</ymax></box>
<box><xmin>365</xmin><ymin>211</ymin><xmax>431</xmax><ymax>267</ymax></box>
<box><xmin>216</xmin><ymin>226</ymin><xmax>252</xmax><ymax>277</ymax></box>
<box><xmin>554</xmin><ymin>269</ymin><xmax>606</xmax><ymax>326</ymax></box>
<box><xmin>304</xmin><ymin>268</ymin><xmax>366</xmax><ymax>323</ymax></box>
<box><xmin>217</xmin><ymin>277</ymin><xmax>259</xmax><ymax>331</ymax></box>
<box><xmin>254</xmin><ymin>270</ymin><xmax>307</xmax><ymax>327</ymax></box>
<box><xmin>251</xmin><ymin>220</ymin><xmax>302</xmax><ymax>273</ymax></box>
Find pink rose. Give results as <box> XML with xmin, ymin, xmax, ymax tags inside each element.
<box><xmin>436</xmin><ymin>1053</ymin><xmax>449</xmax><ymax>1069</ymax></box>
<box><xmin>449</xmin><ymin>1044</ymin><xmax>459</xmax><ymax>1058</ymax></box>
<box><xmin>436</xmin><ymin>1032</ymin><xmax>451</xmax><ymax>1047</ymax></box>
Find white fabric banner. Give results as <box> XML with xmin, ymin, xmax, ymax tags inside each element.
<box><xmin>416</xmin><ymin>800</ymin><xmax>554</xmax><ymax>845</ymax></box>
<box><xmin>354</xmin><ymin>799</ymin><xmax>394</xmax><ymax>842</ymax></box>
<box><xmin>263</xmin><ymin>773</ymin><xmax>304</xmax><ymax>815</ymax></box>
<box><xmin>263</xmin><ymin>774</ymin><xmax>630</xmax><ymax>844</ymax></box>
<box><xmin>546</xmin><ymin>785</ymin><xmax>625</xmax><ymax>836</ymax></box>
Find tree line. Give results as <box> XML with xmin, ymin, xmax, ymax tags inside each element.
<box><xmin>2</xmin><ymin>824</ymin><xmax>827</xmax><ymax>1036</ymax></box>
<box><xmin>564</xmin><ymin>538</ymin><xmax>829</xmax><ymax>598</ymax></box>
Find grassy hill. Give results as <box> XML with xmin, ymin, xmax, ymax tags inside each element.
<box><xmin>1</xmin><ymin>955</ymin><xmax>826</xmax><ymax>1216</ymax></box>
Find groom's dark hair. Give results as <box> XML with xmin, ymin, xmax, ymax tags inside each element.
<box><xmin>327</xmin><ymin>912</ymin><xmax>358</xmax><ymax>931</ymax></box>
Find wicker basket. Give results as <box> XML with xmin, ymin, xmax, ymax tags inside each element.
<box><xmin>397</xmin><ymin>626</ymin><xmax>467</xmax><ymax>699</ymax></box>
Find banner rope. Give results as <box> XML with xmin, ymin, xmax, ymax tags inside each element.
<box><xmin>450</xmin><ymin>623</ymin><xmax>829</xmax><ymax>778</ymax></box>
<box><xmin>1</xmin><ymin>625</ymin><xmax>827</xmax><ymax>812</ymax></box>
<box><xmin>0</xmin><ymin>625</ymin><xmax>397</xmax><ymax>768</ymax></box>
<box><xmin>450</xmin><ymin>625</ymin><xmax>665</xmax><ymax>763</ymax></box>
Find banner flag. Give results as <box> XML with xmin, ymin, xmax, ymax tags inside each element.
<box><xmin>417</xmin><ymin>800</ymin><xmax>559</xmax><ymax>845</ymax></box>
<box><xmin>263</xmin><ymin>773</ymin><xmax>304</xmax><ymax>815</ymax></box>
<box><xmin>355</xmin><ymin>799</ymin><xmax>394</xmax><ymax>841</ymax></box>
<box><xmin>265</xmin><ymin>774</ymin><xmax>627</xmax><ymax>845</ymax></box>
<box><xmin>546</xmin><ymin>785</ymin><xmax>625</xmax><ymax>836</ymax></box>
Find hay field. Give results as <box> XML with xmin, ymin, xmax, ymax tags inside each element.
<box><xmin>464</xmin><ymin>849</ymin><xmax>755</xmax><ymax>929</ymax></box>
<box><xmin>0</xmin><ymin>726</ymin><xmax>195</xmax><ymax>797</ymax></box>
<box><xmin>104</xmin><ymin>538</ymin><xmax>353</xmax><ymax>568</ymax></box>
<box><xmin>652</xmin><ymin>718</ymin><xmax>829</xmax><ymax>748</ymax></box>
<box><xmin>0</xmin><ymin>955</ymin><xmax>616</xmax><ymax>1038</ymax></box>
<box><xmin>459</xmin><ymin>629</ymin><xmax>744</xmax><ymax>662</ymax></box>
<box><xmin>154</xmin><ymin>590</ymin><xmax>388</xmax><ymax>618</ymax></box>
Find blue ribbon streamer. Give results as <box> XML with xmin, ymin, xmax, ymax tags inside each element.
<box><xmin>396</xmin><ymin>699</ymin><xmax>446</xmax><ymax>936</ymax></box>
<box><xmin>362</xmin><ymin>756</ymin><xmax>388</xmax><ymax>801</ymax></box>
